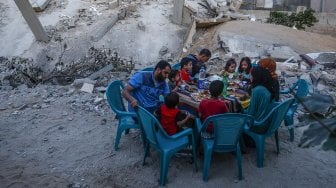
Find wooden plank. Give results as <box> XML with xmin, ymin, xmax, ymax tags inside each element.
<box><xmin>14</xmin><ymin>0</ymin><xmax>49</xmax><ymax>42</ymax></box>
<box><xmin>196</xmin><ymin>17</ymin><xmax>231</xmax><ymax>28</ymax></box>
<box><xmin>184</xmin><ymin>19</ymin><xmax>196</xmax><ymax>49</ymax></box>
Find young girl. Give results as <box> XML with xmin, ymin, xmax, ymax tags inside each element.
<box><xmin>222</xmin><ymin>58</ymin><xmax>237</xmax><ymax>80</ymax></box>
<box><xmin>238</xmin><ymin>57</ymin><xmax>252</xmax><ymax>81</ymax></box>
<box><xmin>168</xmin><ymin>69</ymin><xmax>182</xmax><ymax>92</ymax></box>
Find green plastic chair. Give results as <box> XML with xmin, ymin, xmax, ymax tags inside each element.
<box><xmin>243</xmin><ymin>98</ymin><xmax>295</xmax><ymax>167</ymax></box>
<box><xmin>280</xmin><ymin>79</ymin><xmax>309</xmax><ymax>141</ymax></box>
<box><xmin>106</xmin><ymin>80</ymin><xmax>140</xmax><ymax>150</ymax></box>
<box><xmin>135</xmin><ymin>106</ymin><xmax>198</xmax><ymax>186</ymax></box>
<box><xmin>196</xmin><ymin>113</ymin><xmax>253</xmax><ymax>181</ymax></box>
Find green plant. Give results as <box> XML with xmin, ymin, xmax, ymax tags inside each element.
<box><xmin>267</xmin><ymin>9</ymin><xmax>318</xmax><ymax>30</ymax></box>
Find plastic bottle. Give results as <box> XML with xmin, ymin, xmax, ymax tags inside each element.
<box><xmin>222</xmin><ymin>74</ymin><xmax>228</xmax><ymax>97</ymax></box>
<box><xmin>198</xmin><ymin>67</ymin><xmax>206</xmax><ymax>93</ymax></box>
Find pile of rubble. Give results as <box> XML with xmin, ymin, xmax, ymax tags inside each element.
<box><xmin>0</xmin><ymin>47</ymin><xmax>134</xmax><ymax>89</ymax></box>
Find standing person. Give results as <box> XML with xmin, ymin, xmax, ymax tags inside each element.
<box><xmin>198</xmin><ymin>80</ymin><xmax>229</xmax><ymax>137</ymax></box>
<box><xmin>179</xmin><ymin>57</ymin><xmax>193</xmax><ymax>84</ymax></box>
<box><xmin>258</xmin><ymin>58</ymin><xmax>280</xmax><ymax>101</ymax></box>
<box><xmin>237</xmin><ymin>57</ymin><xmax>252</xmax><ymax>82</ymax></box>
<box><xmin>156</xmin><ymin>92</ymin><xmax>193</xmax><ymax>135</ymax></box>
<box><xmin>187</xmin><ymin>49</ymin><xmax>212</xmax><ymax>82</ymax></box>
<box><xmin>122</xmin><ymin>60</ymin><xmax>171</xmax><ymax>113</ymax></box>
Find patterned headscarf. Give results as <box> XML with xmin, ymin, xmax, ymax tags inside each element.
<box><xmin>258</xmin><ymin>58</ymin><xmax>278</xmax><ymax>80</ymax></box>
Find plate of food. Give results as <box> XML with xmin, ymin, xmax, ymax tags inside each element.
<box><xmin>190</xmin><ymin>92</ymin><xmax>210</xmax><ymax>102</ymax></box>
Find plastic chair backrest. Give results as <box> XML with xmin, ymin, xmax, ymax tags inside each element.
<box><xmin>266</xmin><ymin>99</ymin><xmax>295</xmax><ymax>135</ymax></box>
<box><xmin>172</xmin><ymin>62</ymin><xmax>181</xmax><ymax>70</ymax></box>
<box><xmin>136</xmin><ymin>106</ymin><xmax>160</xmax><ymax>148</ymax></box>
<box><xmin>106</xmin><ymin>80</ymin><xmax>126</xmax><ymax>115</ymax></box>
<box><xmin>202</xmin><ymin>113</ymin><xmax>252</xmax><ymax>150</ymax></box>
<box><xmin>295</xmin><ymin>79</ymin><xmax>309</xmax><ymax>99</ymax></box>
<box><xmin>140</xmin><ymin>67</ymin><xmax>154</xmax><ymax>71</ymax></box>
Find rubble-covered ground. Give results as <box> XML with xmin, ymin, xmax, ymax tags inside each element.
<box><xmin>1</xmin><ymin>0</ymin><xmax>336</xmax><ymax>187</ymax></box>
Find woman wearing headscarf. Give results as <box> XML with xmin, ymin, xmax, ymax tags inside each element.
<box><xmin>258</xmin><ymin>58</ymin><xmax>280</xmax><ymax>101</ymax></box>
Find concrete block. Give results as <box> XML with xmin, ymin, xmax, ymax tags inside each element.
<box><xmin>80</xmin><ymin>83</ymin><xmax>94</xmax><ymax>94</ymax></box>
<box><xmin>90</xmin><ymin>14</ymin><xmax>118</xmax><ymax>42</ymax></box>
<box><xmin>29</xmin><ymin>0</ymin><xmax>51</xmax><ymax>12</ymax></box>
<box><xmin>108</xmin><ymin>0</ymin><xmax>119</xmax><ymax>9</ymax></box>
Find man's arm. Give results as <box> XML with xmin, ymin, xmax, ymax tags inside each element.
<box><xmin>122</xmin><ymin>85</ymin><xmax>138</xmax><ymax>108</ymax></box>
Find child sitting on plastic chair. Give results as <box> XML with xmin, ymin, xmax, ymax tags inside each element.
<box><xmin>156</xmin><ymin>92</ymin><xmax>194</xmax><ymax>135</ymax></box>
<box><xmin>198</xmin><ymin>80</ymin><xmax>229</xmax><ymax>138</ymax></box>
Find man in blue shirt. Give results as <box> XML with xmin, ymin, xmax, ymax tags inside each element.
<box><xmin>122</xmin><ymin>60</ymin><xmax>171</xmax><ymax>113</ymax></box>
<box><xmin>187</xmin><ymin>48</ymin><xmax>211</xmax><ymax>82</ymax></box>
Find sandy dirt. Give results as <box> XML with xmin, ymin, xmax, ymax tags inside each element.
<box><xmin>1</xmin><ymin>0</ymin><xmax>336</xmax><ymax>188</ymax></box>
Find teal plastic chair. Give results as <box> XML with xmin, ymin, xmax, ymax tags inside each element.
<box><xmin>280</xmin><ymin>79</ymin><xmax>309</xmax><ymax>142</ymax></box>
<box><xmin>172</xmin><ymin>62</ymin><xmax>181</xmax><ymax>70</ymax></box>
<box><xmin>243</xmin><ymin>98</ymin><xmax>295</xmax><ymax>167</ymax></box>
<box><xmin>140</xmin><ymin>67</ymin><xmax>154</xmax><ymax>71</ymax></box>
<box><xmin>106</xmin><ymin>80</ymin><xmax>140</xmax><ymax>150</ymax></box>
<box><xmin>196</xmin><ymin>114</ymin><xmax>253</xmax><ymax>181</ymax></box>
<box><xmin>135</xmin><ymin>106</ymin><xmax>198</xmax><ymax>186</ymax></box>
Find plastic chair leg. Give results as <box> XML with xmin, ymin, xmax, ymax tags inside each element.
<box><xmin>114</xmin><ymin>126</ymin><xmax>123</xmax><ymax>151</ymax></box>
<box><xmin>160</xmin><ymin>152</ymin><xmax>172</xmax><ymax>186</ymax></box>
<box><xmin>255</xmin><ymin>136</ymin><xmax>265</xmax><ymax>168</ymax></box>
<box><xmin>236</xmin><ymin>144</ymin><xmax>243</xmax><ymax>180</ymax></box>
<box><xmin>143</xmin><ymin>143</ymin><xmax>150</xmax><ymax>165</ymax></box>
<box><xmin>202</xmin><ymin>146</ymin><xmax>213</xmax><ymax>182</ymax></box>
<box><xmin>191</xmin><ymin>135</ymin><xmax>198</xmax><ymax>172</ymax></box>
<box><xmin>275</xmin><ymin>131</ymin><xmax>280</xmax><ymax>154</ymax></box>
<box><xmin>289</xmin><ymin>128</ymin><xmax>294</xmax><ymax>142</ymax></box>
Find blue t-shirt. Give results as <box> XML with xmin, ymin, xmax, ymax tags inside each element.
<box><xmin>128</xmin><ymin>71</ymin><xmax>169</xmax><ymax>113</ymax></box>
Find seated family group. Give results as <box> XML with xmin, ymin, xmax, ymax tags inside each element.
<box><xmin>122</xmin><ymin>49</ymin><xmax>280</xmax><ymax>137</ymax></box>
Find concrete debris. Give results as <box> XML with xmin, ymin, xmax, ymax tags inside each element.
<box><xmin>29</xmin><ymin>0</ymin><xmax>51</xmax><ymax>12</ymax></box>
<box><xmin>108</xmin><ymin>0</ymin><xmax>119</xmax><ymax>9</ymax></box>
<box><xmin>137</xmin><ymin>21</ymin><xmax>146</xmax><ymax>31</ymax></box>
<box><xmin>159</xmin><ymin>46</ymin><xmax>169</xmax><ymax>56</ymax></box>
<box><xmin>90</xmin><ymin>13</ymin><xmax>119</xmax><ymax>42</ymax></box>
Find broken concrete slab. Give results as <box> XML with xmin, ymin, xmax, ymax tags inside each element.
<box><xmin>90</xmin><ymin>14</ymin><xmax>119</xmax><ymax>42</ymax></box>
<box><xmin>29</xmin><ymin>0</ymin><xmax>51</xmax><ymax>12</ymax></box>
<box><xmin>80</xmin><ymin>83</ymin><xmax>94</xmax><ymax>94</ymax></box>
<box><xmin>88</xmin><ymin>64</ymin><xmax>114</xmax><ymax>80</ymax></box>
<box><xmin>267</xmin><ymin>46</ymin><xmax>298</xmax><ymax>61</ymax></box>
<box><xmin>108</xmin><ymin>0</ymin><xmax>119</xmax><ymax>9</ymax></box>
<box><xmin>72</xmin><ymin>78</ymin><xmax>97</xmax><ymax>87</ymax></box>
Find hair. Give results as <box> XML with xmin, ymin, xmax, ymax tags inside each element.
<box><xmin>164</xmin><ymin>92</ymin><xmax>179</xmax><ymax>108</ymax></box>
<box><xmin>199</xmin><ymin>49</ymin><xmax>211</xmax><ymax>57</ymax></box>
<box><xmin>155</xmin><ymin>60</ymin><xmax>171</xmax><ymax>70</ymax></box>
<box><xmin>180</xmin><ymin>57</ymin><xmax>192</xmax><ymax>70</ymax></box>
<box><xmin>238</xmin><ymin>57</ymin><xmax>252</xmax><ymax>74</ymax></box>
<box><xmin>209</xmin><ymin>80</ymin><xmax>224</xmax><ymax>97</ymax></box>
<box><xmin>224</xmin><ymin>58</ymin><xmax>237</xmax><ymax>71</ymax></box>
<box><xmin>258</xmin><ymin>58</ymin><xmax>278</xmax><ymax>80</ymax></box>
<box><xmin>251</xmin><ymin>66</ymin><xmax>275</xmax><ymax>100</ymax></box>
<box><xmin>168</xmin><ymin>69</ymin><xmax>179</xmax><ymax>81</ymax></box>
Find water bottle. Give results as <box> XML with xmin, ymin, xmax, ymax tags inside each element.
<box><xmin>222</xmin><ymin>74</ymin><xmax>228</xmax><ymax>97</ymax></box>
<box><xmin>198</xmin><ymin>67</ymin><xmax>206</xmax><ymax>93</ymax></box>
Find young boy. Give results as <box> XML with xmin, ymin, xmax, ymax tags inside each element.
<box><xmin>157</xmin><ymin>92</ymin><xmax>193</xmax><ymax>135</ymax></box>
<box><xmin>179</xmin><ymin>57</ymin><xmax>193</xmax><ymax>84</ymax></box>
<box><xmin>198</xmin><ymin>80</ymin><xmax>229</xmax><ymax>136</ymax></box>
<box><xmin>168</xmin><ymin>69</ymin><xmax>182</xmax><ymax>93</ymax></box>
